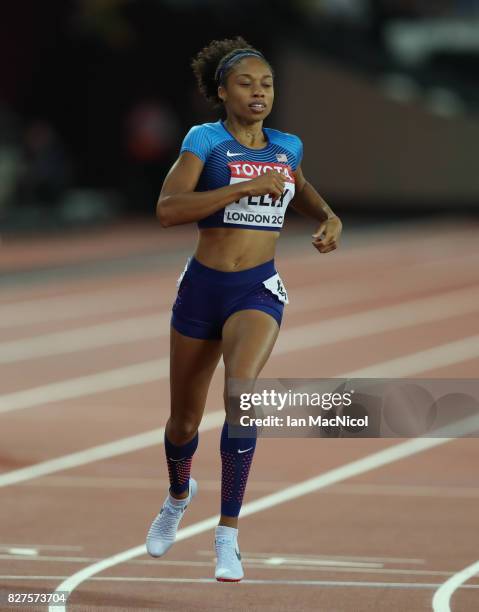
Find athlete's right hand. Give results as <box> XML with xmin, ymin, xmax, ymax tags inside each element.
<box><xmin>246</xmin><ymin>170</ymin><xmax>286</xmax><ymax>200</ymax></box>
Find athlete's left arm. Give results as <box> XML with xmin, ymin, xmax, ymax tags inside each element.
<box><xmin>290</xmin><ymin>165</ymin><xmax>342</xmax><ymax>254</ymax></box>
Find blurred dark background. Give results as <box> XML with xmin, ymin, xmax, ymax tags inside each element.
<box><xmin>1</xmin><ymin>0</ymin><xmax>478</xmax><ymax>233</ymax></box>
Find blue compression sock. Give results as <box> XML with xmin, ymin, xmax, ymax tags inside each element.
<box><xmin>165</xmin><ymin>431</ymin><xmax>198</xmax><ymax>495</ymax></box>
<box><xmin>220</xmin><ymin>420</ymin><xmax>257</xmax><ymax>517</ymax></box>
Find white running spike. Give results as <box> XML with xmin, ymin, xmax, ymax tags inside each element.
<box><xmin>146</xmin><ymin>478</ymin><xmax>197</xmax><ymax>557</ymax></box>
<box><xmin>215</xmin><ymin>526</ymin><xmax>244</xmax><ymax>582</ymax></box>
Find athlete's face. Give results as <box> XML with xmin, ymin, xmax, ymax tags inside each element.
<box><xmin>219</xmin><ymin>57</ymin><xmax>274</xmax><ymax>121</ymax></box>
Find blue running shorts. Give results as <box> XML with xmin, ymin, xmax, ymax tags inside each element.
<box><xmin>171</xmin><ymin>256</ymin><xmax>289</xmax><ymax>340</ymax></box>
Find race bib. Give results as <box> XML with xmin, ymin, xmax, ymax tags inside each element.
<box><xmin>262</xmin><ymin>273</ymin><xmax>289</xmax><ymax>304</ymax></box>
<box><xmin>224</xmin><ymin>161</ymin><xmax>295</xmax><ymax>230</ymax></box>
<box><xmin>176</xmin><ymin>256</ymin><xmax>191</xmax><ymax>288</ymax></box>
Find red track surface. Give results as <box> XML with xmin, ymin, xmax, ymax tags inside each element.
<box><xmin>1</xmin><ymin>218</ymin><xmax>479</xmax><ymax>612</ymax></box>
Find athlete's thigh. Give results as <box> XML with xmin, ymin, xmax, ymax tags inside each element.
<box><xmin>170</xmin><ymin>326</ymin><xmax>222</xmax><ymax>423</ymax></box>
<box><xmin>221</xmin><ymin>309</ymin><xmax>280</xmax><ymax>378</ymax></box>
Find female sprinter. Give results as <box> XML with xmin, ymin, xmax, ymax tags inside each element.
<box><xmin>146</xmin><ymin>37</ymin><xmax>342</xmax><ymax>582</ymax></box>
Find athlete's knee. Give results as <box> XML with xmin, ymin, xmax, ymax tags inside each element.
<box><xmin>224</xmin><ymin>362</ymin><xmax>259</xmax><ymax>381</ymax></box>
<box><xmin>223</xmin><ymin>371</ymin><xmax>257</xmax><ymax>421</ymax></box>
<box><xmin>223</xmin><ymin>371</ymin><xmax>257</xmax><ymax>400</ymax></box>
<box><xmin>167</xmin><ymin>416</ymin><xmax>200</xmax><ymax>445</ymax></box>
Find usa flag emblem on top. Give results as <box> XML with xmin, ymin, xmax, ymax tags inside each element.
<box><xmin>276</xmin><ymin>153</ymin><xmax>288</xmax><ymax>162</ymax></box>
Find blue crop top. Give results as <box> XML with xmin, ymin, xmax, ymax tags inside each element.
<box><xmin>179</xmin><ymin>120</ymin><xmax>303</xmax><ymax>232</ymax></box>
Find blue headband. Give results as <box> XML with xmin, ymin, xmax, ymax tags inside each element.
<box><xmin>215</xmin><ymin>50</ymin><xmax>265</xmax><ymax>84</ymax></box>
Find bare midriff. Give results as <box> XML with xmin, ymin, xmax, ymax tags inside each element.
<box><xmin>194</xmin><ymin>227</ymin><xmax>279</xmax><ymax>271</ymax></box>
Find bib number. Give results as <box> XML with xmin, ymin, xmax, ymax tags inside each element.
<box><xmin>262</xmin><ymin>273</ymin><xmax>289</xmax><ymax>304</ymax></box>
<box><xmin>224</xmin><ymin>162</ymin><xmax>295</xmax><ymax>229</ymax></box>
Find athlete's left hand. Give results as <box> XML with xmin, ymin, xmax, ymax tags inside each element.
<box><xmin>311</xmin><ymin>216</ymin><xmax>342</xmax><ymax>254</ymax></box>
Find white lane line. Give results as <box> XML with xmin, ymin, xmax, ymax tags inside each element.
<box><xmin>2</xmin><ymin>274</ymin><xmax>479</xmax><ymax>365</ymax></box>
<box><xmin>0</xmin><ymin>553</ymin><xmax>379</xmax><ymax>569</ymax></box>
<box><xmin>290</xmin><ymin>253</ymin><xmax>479</xmax><ymax>311</ymax></box>
<box><xmin>0</xmin><ymin>289</ymin><xmax>169</xmax><ymax>329</ymax></box>
<box><xmin>0</xmin><ymin>411</ymin><xmax>225</xmax><ymax>488</ymax></box>
<box><xmin>0</xmin><ymin>544</ymin><xmax>82</xmax><ymax>551</ymax></box>
<box><xmin>197</xmin><ymin>550</ymin><xmax>426</xmax><ymax>565</ymax></box>
<box><xmin>273</xmin><ymin>285</ymin><xmax>479</xmax><ymax>357</ymax></box>
<box><xmin>19</xmin><ymin>476</ymin><xmax>292</xmax><ymax>491</ymax></box>
<box><xmin>0</xmin><ymin>314</ymin><xmax>170</xmax><ymax>364</ymax></box>
<box><xmin>2</xmin><ymin>575</ymin><xmax>478</xmax><ymax>589</ymax></box>
<box><xmin>432</xmin><ymin>560</ymin><xmax>479</xmax><ymax>612</ymax></box>
<box><xmin>49</xmin><ymin>414</ymin><xmax>479</xmax><ymax>612</ymax></box>
<box><xmin>0</xmin><ymin>554</ymin><xmax>460</xmax><ymax>577</ymax></box>
<box><xmin>343</xmin><ymin>334</ymin><xmax>479</xmax><ymax>378</ymax></box>
<box><xmin>262</xmin><ymin>557</ymin><xmax>382</xmax><ymax>568</ymax></box>
<box><xmin>0</xmin><ymin>359</ymin><xmax>168</xmax><ymax>415</ymax></box>
<box><xmin>2</xmin><ymin>333</ymin><xmax>479</xmax><ymax>488</ymax></box>
<box><xmin>6</xmin><ymin>548</ymin><xmax>38</xmax><ymax>556</ymax></box>
<box><xmin>70</xmin><ymin>578</ymin><xmax>479</xmax><ymax>588</ymax></box>
<box><xmin>2</xmin><ymin>284</ymin><xmax>479</xmax><ymax>412</ymax></box>
<box><xmin>309</xmin><ymin>483</ymin><xmax>479</xmax><ymax>499</ymax></box>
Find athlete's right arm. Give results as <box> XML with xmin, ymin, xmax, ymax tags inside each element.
<box><xmin>156</xmin><ymin>152</ymin><xmax>285</xmax><ymax>227</ymax></box>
